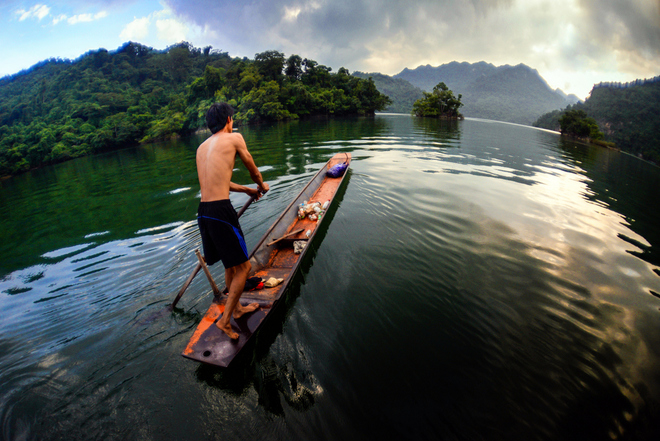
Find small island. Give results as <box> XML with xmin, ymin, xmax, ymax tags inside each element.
<box><xmin>412</xmin><ymin>82</ymin><xmax>464</xmax><ymax>119</ymax></box>
<box><xmin>559</xmin><ymin>109</ymin><xmax>602</xmax><ymax>139</ymax></box>
<box><xmin>559</xmin><ymin>109</ymin><xmax>615</xmax><ymax>148</ymax></box>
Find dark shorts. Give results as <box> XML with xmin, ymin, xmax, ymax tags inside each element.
<box><xmin>197</xmin><ymin>200</ymin><xmax>248</xmax><ymax>268</ymax></box>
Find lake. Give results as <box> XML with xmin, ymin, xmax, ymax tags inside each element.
<box><xmin>1</xmin><ymin>114</ymin><xmax>659</xmax><ymax>440</ymax></box>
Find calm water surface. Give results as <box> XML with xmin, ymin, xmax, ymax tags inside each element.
<box><xmin>1</xmin><ymin>115</ymin><xmax>659</xmax><ymax>440</ymax></box>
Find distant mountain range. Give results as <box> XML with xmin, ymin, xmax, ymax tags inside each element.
<box><xmin>355</xmin><ymin>61</ymin><xmax>580</xmax><ymax>125</ymax></box>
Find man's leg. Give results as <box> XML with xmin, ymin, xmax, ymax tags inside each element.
<box><xmin>216</xmin><ymin>260</ymin><xmax>259</xmax><ymax>339</ymax></box>
<box><xmin>224</xmin><ymin>265</ymin><xmax>236</xmax><ymax>297</ymax></box>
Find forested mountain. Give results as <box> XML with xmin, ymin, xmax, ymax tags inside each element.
<box><xmin>0</xmin><ymin>42</ymin><xmax>390</xmax><ymax>177</ymax></box>
<box><xmin>351</xmin><ymin>71</ymin><xmax>424</xmax><ymax>113</ymax></box>
<box><xmin>394</xmin><ymin>61</ymin><xmax>580</xmax><ymax>125</ymax></box>
<box><xmin>396</xmin><ymin>61</ymin><xmax>495</xmax><ymax>93</ymax></box>
<box><xmin>534</xmin><ymin>77</ymin><xmax>660</xmax><ymax>163</ymax></box>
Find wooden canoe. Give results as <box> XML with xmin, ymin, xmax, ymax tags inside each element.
<box><xmin>182</xmin><ymin>152</ymin><xmax>351</xmax><ymax>367</ymax></box>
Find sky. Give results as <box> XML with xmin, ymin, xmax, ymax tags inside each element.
<box><xmin>1</xmin><ymin>0</ymin><xmax>659</xmax><ymax>100</ymax></box>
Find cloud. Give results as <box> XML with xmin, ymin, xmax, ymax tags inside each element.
<box><xmin>50</xmin><ymin>10</ymin><xmax>109</xmax><ymax>26</ymax></box>
<box><xmin>161</xmin><ymin>0</ymin><xmax>516</xmax><ymax>63</ymax></box>
<box><xmin>67</xmin><ymin>11</ymin><xmax>108</xmax><ymax>25</ymax></box>
<box><xmin>120</xmin><ymin>16</ymin><xmax>151</xmax><ymax>40</ymax></box>
<box><xmin>161</xmin><ymin>0</ymin><xmax>660</xmax><ymax>98</ymax></box>
<box><xmin>52</xmin><ymin>14</ymin><xmax>67</xmax><ymax>25</ymax></box>
<box><xmin>156</xmin><ymin>18</ymin><xmax>188</xmax><ymax>42</ymax></box>
<box><xmin>118</xmin><ymin>6</ymin><xmax>190</xmax><ymax>45</ymax></box>
<box><xmin>15</xmin><ymin>4</ymin><xmax>50</xmax><ymax>21</ymax></box>
<box><xmin>578</xmin><ymin>0</ymin><xmax>660</xmax><ymax>74</ymax></box>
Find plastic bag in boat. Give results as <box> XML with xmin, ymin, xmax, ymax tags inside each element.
<box><xmin>326</xmin><ymin>162</ymin><xmax>348</xmax><ymax>178</ymax></box>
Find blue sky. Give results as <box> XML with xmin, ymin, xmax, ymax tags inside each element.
<box><xmin>1</xmin><ymin>1</ymin><xmax>194</xmax><ymax>74</ymax></box>
<box><xmin>2</xmin><ymin>0</ymin><xmax>659</xmax><ymax>100</ymax></box>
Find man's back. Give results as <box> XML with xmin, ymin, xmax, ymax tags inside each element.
<box><xmin>196</xmin><ymin>132</ymin><xmax>241</xmax><ymax>202</ymax></box>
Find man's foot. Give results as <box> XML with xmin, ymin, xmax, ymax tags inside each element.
<box><xmin>215</xmin><ymin>319</ymin><xmax>239</xmax><ymax>340</ymax></box>
<box><xmin>233</xmin><ymin>302</ymin><xmax>259</xmax><ymax>319</ymax></box>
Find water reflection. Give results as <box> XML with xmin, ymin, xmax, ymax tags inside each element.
<box><xmin>558</xmin><ymin>138</ymin><xmax>660</xmax><ymax>271</ymax></box>
<box><xmin>1</xmin><ymin>115</ymin><xmax>659</xmax><ymax>440</ymax></box>
<box><xmin>327</xmin><ymin>178</ymin><xmax>656</xmax><ymax>439</ymax></box>
<box><xmin>411</xmin><ymin>114</ymin><xmax>462</xmax><ymax>144</ymax></box>
<box><xmin>238</xmin><ymin>115</ymin><xmax>390</xmax><ymax>179</ymax></box>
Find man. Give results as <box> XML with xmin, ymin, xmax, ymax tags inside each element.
<box><xmin>196</xmin><ymin>102</ymin><xmax>269</xmax><ymax>339</ymax></box>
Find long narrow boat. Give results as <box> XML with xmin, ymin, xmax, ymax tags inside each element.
<box><xmin>182</xmin><ymin>152</ymin><xmax>351</xmax><ymax>367</ymax></box>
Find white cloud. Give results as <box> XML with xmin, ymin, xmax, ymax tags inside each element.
<box><xmin>117</xmin><ymin>6</ymin><xmax>190</xmax><ymax>45</ymax></box>
<box><xmin>16</xmin><ymin>4</ymin><xmax>51</xmax><ymax>21</ymax></box>
<box><xmin>67</xmin><ymin>11</ymin><xmax>108</xmax><ymax>25</ymax></box>
<box><xmin>52</xmin><ymin>14</ymin><xmax>67</xmax><ymax>25</ymax></box>
<box><xmin>120</xmin><ymin>16</ymin><xmax>151</xmax><ymax>40</ymax></box>
<box><xmin>153</xmin><ymin>7</ymin><xmax>173</xmax><ymax>19</ymax></box>
<box><xmin>34</xmin><ymin>4</ymin><xmax>50</xmax><ymax>20</ymax></box>
<box><xmin>283</xmin><ymin>5</ymin><xmax>302</xmax><ymax>22</ymax></box>
<box><xmin>156</xmin><ymin>18</ymin><xmax>188</xmax><ymax>42</ymax></box>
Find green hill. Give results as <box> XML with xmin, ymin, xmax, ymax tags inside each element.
<box><xmin>534</xmin><ymin>77</ymin><xmax>660</xmax><ymax>163</ymax></box>
<box><xmin>0</xmin><ymin>43</ymin><xmax>390</xmax><ymax>177</ymax></box>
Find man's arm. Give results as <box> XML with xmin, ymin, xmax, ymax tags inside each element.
<box><xmin>229</xmin><ymin>181</ymin><xmax>263</xmax><ymax>200</ymax></box>
<box><xmin>234</xmin><ymin>134</ymin><xmax>269</xmax><ymax>194</ymax></box>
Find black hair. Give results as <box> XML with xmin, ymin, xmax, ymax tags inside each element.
<box><xmin>206</xmin><ymin>102</ymin><xmax>234</xmax><ymax>134</ymax></box>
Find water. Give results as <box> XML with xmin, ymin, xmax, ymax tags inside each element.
<box><xmin>1</xmin><ymin>115</ymin><xmax>659</xmax><ymax>440</ymax></box>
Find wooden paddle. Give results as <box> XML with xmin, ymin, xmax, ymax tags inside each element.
<box><xmin>170</xmin><ymin>192</ymin><xmax>260</xmax><ymax>310</ymax></box>
<box><xmin>267</xmin><ymin>228</ymin><xmax>305</xmax><ymax>246</ymax></box>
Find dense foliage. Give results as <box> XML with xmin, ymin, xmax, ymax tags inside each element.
<box><xmin>559</xmin><ymin>109</ymin><xmax>603</xmax><ymax>140</ymax></box>
<box><xmin>0</xmin><ymin>43</ymin><xmax>391</xmax><ymax>177</ymax></box>
<box><xmin>412</xmin><ymin>82</ymin><xmax>463</xmax><ymax>118</ymax></box>
<box><xmin>351</xmin><ymin>71</ymin><xmax>424</xmax><ymax>113</ymax></box>
<box><xmin>534</xmin><ymin>78</ymin><xmax>660</xmax><ymax>163</ymax></box>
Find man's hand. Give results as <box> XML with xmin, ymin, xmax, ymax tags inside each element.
<box><xmin>246</xmin><ymin>186</ymin><xmax>264</xmax><ymax>200</ymax></box>
<box><xmin>229</xmin><ymin>181</ymin><xmax>268</xmax><ymax>200</ymax></box>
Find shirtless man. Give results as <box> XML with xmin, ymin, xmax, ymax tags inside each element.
<box><xmin>196</xmin><ymin>102</ymin><xmax>269</xmax><ymax>339</ymax></box>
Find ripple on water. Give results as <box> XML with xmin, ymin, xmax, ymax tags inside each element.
<box><xmin>326</xmin><ymin>127</ymin><xmax>660</xmax><ymax>438</ymax></box>
<box><xmin>1</xmin><ymin>116</ymin><xmax>660</xmax><ymax>440</ymax></box>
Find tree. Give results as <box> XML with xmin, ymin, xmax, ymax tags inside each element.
<box><xmin>412</xmin><ymin>82</ymin><xmax>463</xmax><ymax>118</ymax></box>
<box><xmin>254</xmin><ymin>50</ymin><xmax>285</xmax><ymax>83</ymax></box>
<box><xmin>285</xmin><ymin>55</ymin><xmax>303</xmax><ymax>80</ymax></box>
<box><xmin>353</xmin><ymin>77</ymin><xmax>392</xmax><ymax>114</ymax></box>
<box><xmin>301</xmin><ymin>59</ymin><xmax>334</xmax><ymax>87</ymax></box>
<box><xmin>167</xmin><ymin>44</ymin><xmax>193</xmax><ymax>83</ymax></box>
<box><xmin>559</xmin><ymin>109</ymin><xmax>603</xmax><ymax>140</ymax></box>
